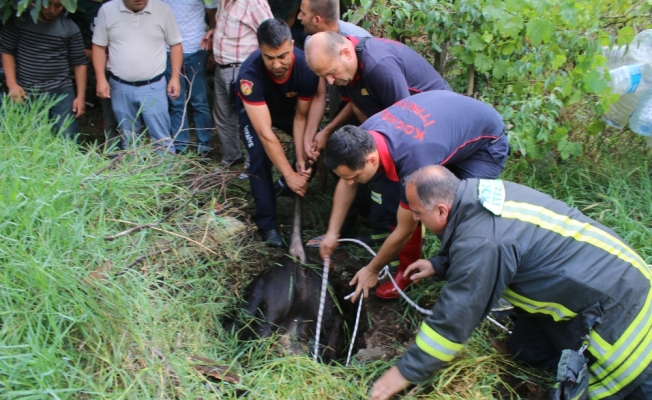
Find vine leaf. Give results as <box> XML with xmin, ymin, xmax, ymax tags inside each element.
<box><xmin>526</xmin><ymin>18</ymin><xmax>554</xmax><ymax>46</ymax></box>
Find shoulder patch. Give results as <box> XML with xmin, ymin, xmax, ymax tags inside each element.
<box><xmin>240</xmin><ymin>79</ymin><xmax>254</xmax><ymax>96</ymax></box>
<box><xmin>478</xmin><ymin>179</ymin><xmax>505</xmax><ymax>215</ymax></box>
<box><xmin>286</xmin><ymin>92</ymin><xmax>298</xmax><ymax>97</ymax></box>
<box><xmin>361</xmin><ymin>88</ymin><xmax>369</xmax><ymax>95</ymax></box>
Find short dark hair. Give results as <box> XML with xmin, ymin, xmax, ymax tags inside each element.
<box><xmin>308</xmin><ymin>0</ymin><xmax>338</xmax><ymax>24</ymax></box>
<box><xmin>257</xmin><ymin>18</ymin><xmax>292</xmax><ymax>48</ymax></box>
<box><xmin>324</xmin><ymin>125</ymin><xmax>376</xmax><ymax>171</ymax></box>
<box><xmin>405</xmin><ymin>166</ymin><xmax>460</xmax><ymax>210</ymax></box>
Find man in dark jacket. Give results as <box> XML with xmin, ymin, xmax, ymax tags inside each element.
<box><xmin>370</xmin><ymin>165</ymin><xmax>652</xmax><ymax>400</ymax></box>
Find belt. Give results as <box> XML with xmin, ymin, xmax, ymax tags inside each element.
<box><xmin>109</xmin><ymin>72</ymin><xmax>165</xmax><ymax>87</ymax></box>
<box><xmin>217</xmin><ymin>63</ymin><xmax>240</xmax><ymax>69</ymax></box>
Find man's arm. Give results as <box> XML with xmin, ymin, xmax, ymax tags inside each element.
<box><xmin>72</xmin><ymin>65</ymin><xmax>87</xmax><ymax>117</ymax></box>
<box><xmin>293</xmin><ymin>96</ymin><xmax>312</xmax><ymax>175</ymax></box>
<box><xmin>1</xmin><ymin>54</ymin><xmax>26</xmax><ymax>102</ymax></box>
<box><xmin>206</xmin><ymin>8</ymin><xmax>217</xmax><ymax>31</ymax></box>
<box><xmin>349</xmin><ymin>206</ymin><xmax>418</xmax><ymax>301</ymax></box>
<box><xmin>304</xmin><ymin>77</ymin><xmax>326</xmax><ymax>161</ymax></box>
<box><xmin>319</xmin><ymin>178</ymin><xmax>359</xmax><ymax>259</ymax></box>
<box><xmin>312</xmin><ymin>101</ymin><xmax>354</xmax><ymax>152</ymax></box>
<box><xmin>243</xmin><ymin>102</ymin><xmax>309</xmax><ymax>196</ymax></box>
<box><xmin>167</xmin><ymin>43</ymin><xmax>183</xmax><ymax>99</ymax></box>
<box><xmin>91</xmin><ymin>44</ymin><xmax>110</xmax><ymax>98</ymax></box>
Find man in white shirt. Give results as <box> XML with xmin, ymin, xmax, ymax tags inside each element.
<box><xmin>92</xmin><ymin>0</ymin><xmax>182</xmax><ymax>152</ymax></box>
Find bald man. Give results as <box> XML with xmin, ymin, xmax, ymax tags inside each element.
<box><xmin>370</xmin><ymin>165</ymin><xmax>652</xmax><ymax>400</ymax></box>
<box><xmin>304</xmin><ymin>31</ymin><xmax>448</xmax><ymax>151</ymax></box>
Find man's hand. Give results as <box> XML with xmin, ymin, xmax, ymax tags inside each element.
<box><xmin>72</xmin><ymin>96</ymin><xmax>85</xmax><ymax>118</ymax></box>
<box><xmin>295</xmin><ymin>158</ymin><xmax>312</xmax><ymax>178</ymax></box>
<box><xmin>8</xmin><ymin>84</ymin><xmax>27</xmax><ymax>103</ymax></box>
<box><xmin>167</xmin><ymin>77</ymin><xmax>181</xmax><ymax>99</ymax></box>
<box><xmin>404</xmin><ymin>259</ymin><xmax>436</xmax><ymax>281</ymax></box>
<box><xmin>96</xmin><ymin>79</ymin><xmax>111</xmax><ymax>98</ymax></box>
<box><xmin>370</xmin><ymin>366</ymin><xmax>411</xmax><ymax>400</ymax></box>
<box><xmin>285</xmin><ymin>171</ymin><xmax>308</xmax><ymax>196</ymax></box>
<box><xmin>304</xmin><ymin>136</ymin><xmax>319</xmax><ymax>163</ymax></box>
<box><xmin>319</xmin><ymin>231</ymin><xmax>340</xmax><ymax>261</ymax></box>
<box><xmin>312</xmin><ymin>128</ymin><xmax>329</xmax><ymax>155</ymax></box>
<box><xmin>349</xmin><ymin>266</ymin><xmax>379</xmax><ymax>302</ymax></box>
<box><xmin>200</xmin><ymin>29</ymin><xmax>214</xmax><ymax>51</ymax></box>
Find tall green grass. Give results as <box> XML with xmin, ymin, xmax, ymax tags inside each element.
<box><xmin>1</xmin><ymin>96</ymin><xmax>650</xmax><ymax>399</ymax></box>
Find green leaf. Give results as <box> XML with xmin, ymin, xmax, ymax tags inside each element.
<box><xmin>492</xmin><ymin>59</ymin><xmax>508</xmax><ymax>79</ymax></box>
<box><xmin>586</xmin><ymin>119</ymin><xmax>606</xmax><ymax>135</ymax></box>
<box><xmin>617</xmin><ymin>26</ymin><xmax>636</xmax><ymax>47</ymax></box>
<box><xmin>526</xmin><ymin>18</ymin><xmax>555</xmax><ymax>46</ymax></box>
<box><xmin>501</xmin><ymin>40</ymin><xmax>517</xmax><ymax>55</ymax></box>
<box><xmin>560</xmin><ymin>4</ymin><xmax>577</xmax><ymax>25</ymax></box>
<box><xmin>497</xmin><ymin>14</ymin><xmax>523</xmax><ymax>38</ymax></box>
<box><xmin>474</xmin><ymin>53</ymin><xmax>493</xmax><ymax>73</ymax></box>
<box><xmin>467</xmin><ymin>32</ymin><xmax>486</xmax><ymax>51</ymax></box>
<box><xmin>61</xmin><ymin>0</ymin><xmax>76</xmax><ymax>12</ymax></box>
<box><xmin>582</xmin><ymin>70</ymin><xmax>609</xmax><ymax>94</ymax></box>
<box><xmin>550</xmin><ymin>54</ymin><xmax>566</xmax><ymax>69</ymax></box>
<box><xmin>565</xmin><ymin>89</ymin><xmax>582</xmax><ymax>106</ymax></box>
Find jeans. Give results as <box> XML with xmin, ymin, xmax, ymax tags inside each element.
<box><xmin>109</xmin><ymin>77</ymin><xmax>174</xmax><ymax>153</ymax></box>
<box><xmin>165</xmin><ymin>50</ymin><xmax>212</xmax><ymax>153</ymax></box>
<box><xmin>213</xmin><ymin>64</ymin><xmax>242</xmax><ymax>163</ymax></box>
<box><xmin>29</xmin><ymin>86</ymin><xmax>80</xmax><ymax>142</ymax></box>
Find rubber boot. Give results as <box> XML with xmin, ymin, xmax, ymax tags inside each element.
<box><xmin>375</xmin><ymin>224</ymin><xmax>423</xmax><ymax>299</ymax></box>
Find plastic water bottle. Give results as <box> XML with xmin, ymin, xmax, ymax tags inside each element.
<box><xmin>608</xmin><ymin>64</ymin><xmax>652</xmax><ymax>95</ymax></box>
<box><xmin>601</xmin><ymin>30</ymin><xmax>652</xmax><ymax>128</ymax></box>
<box><xmin>629</xmin><ymin>88</ymin><xmax>652</xmax><ymax>136</ymax></box>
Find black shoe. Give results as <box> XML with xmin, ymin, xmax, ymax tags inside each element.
<box><xmin>274</xmin><ymin>178</ymin><xmax>293</xmax><ymax>197</ymax></box>
<box><xmin>261</xmin><ymin>229</ymin><xmax>283</xmax><ymax>247</ymax></box>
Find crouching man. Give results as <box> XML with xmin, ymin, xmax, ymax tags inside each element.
<box><xmin>320</xmin><ymin>90</ymin><xmax>509</xmax><ymax>299</ymax></box>
<box><xmin>237</xmin><ymin>18</ymin><xmax>325</xmax><ymax>247</ymax></box>
<box><xmin>370</xmin><ymin>165</ymin><xmax>652</xmax><ymax>400</ymax></box>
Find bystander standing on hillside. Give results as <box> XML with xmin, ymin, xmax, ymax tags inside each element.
<box><xmin>92</xmin><ymin>0</ymin><xmax>182</xmax><ymax>153</ymax></box>
<box><xmin>162</xmin><ymin>0</ymin><xmax>216</xmax><ymax>155</ymax></box>
<box><xmin>0</xmin><ymin>0</ymin><xmax>87</xmax><ymax>141</ymax></box>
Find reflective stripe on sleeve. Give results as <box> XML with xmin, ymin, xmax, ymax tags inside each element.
<box><xmin>414</xmin><ymin>322</ymin><xmax>464</xmax><ymax>362</ymax></box>
<box><xmin>502</xmin><ymin>288</ymin><xmax>577</xmax><ymax>321</ymax></box>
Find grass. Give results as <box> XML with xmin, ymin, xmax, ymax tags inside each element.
<box><xmin>1</xmin><ymin>95</ymin><xmax>651</xmax><ymax>399</ymax></box>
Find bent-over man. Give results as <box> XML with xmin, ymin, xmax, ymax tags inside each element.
<box><xmin>321</xmin><ymin>90</ymin><xmax>509</xmax><ymax>299</ymax></box>
<box><xmin>370</xmin><ymin>165</ymin><xmax>652</xmax><ymax>400</ymax></box>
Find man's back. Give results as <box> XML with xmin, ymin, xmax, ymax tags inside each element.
<box><xmin>397</xmin><ymin>178</ymin><xmax>652</xmax><ymax>396</ymax></box>
<box><xmin>338</xmin><ymin>37</ymin><xmax>448</xmax><ymax>118</ymax></box>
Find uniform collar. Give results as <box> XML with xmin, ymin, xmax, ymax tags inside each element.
<box><xmin>345</xmin><ymin>36</ymin><xmax>362</xmax><ymax>86</ymax></box>
<box><xmin>368</xmin><ymin>130</ymin><xmax>398</xmax><ymax>182</ymax></box>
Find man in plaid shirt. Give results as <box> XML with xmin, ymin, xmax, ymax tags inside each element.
<box><xmin>200</xmin><ymin>0</ymin><xmax>273</xmax><ymax>168</ymax></box>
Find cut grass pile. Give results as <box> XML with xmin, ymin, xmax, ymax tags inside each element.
<box><xmin>1</xmin><ymin>97</ymin><xmax>650</xmax><ymax>399</ymax></box>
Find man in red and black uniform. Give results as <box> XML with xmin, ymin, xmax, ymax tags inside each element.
<box><xmin>237</xmin><ymin>18</ymin><xmax>325</xmax><ymax>247</ymax></box>
<box><xmin>304</xmin><ymin>31</ymin><xmax>449</xmax><ymax>149</ymax></box>
<box><xmin>320</xmin><ymin>90</ymin><xmax>509</xmax><ymax>299</ymax></box>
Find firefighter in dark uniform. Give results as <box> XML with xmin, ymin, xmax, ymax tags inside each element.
<box><xmin>370</xmin><ymin>165</ymin><xmax>652</xmax><ymax>400</ymax></box>
<box><xmin>321</xmin><ymin>90</ymin><xmax>510</xmax><ymax>299</ymax></box>
<box><xmin>237</xmin><ymin>18</ymin><xmax>325</xmax><ymax>247</ymax></box>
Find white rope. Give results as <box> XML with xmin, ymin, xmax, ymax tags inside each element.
<box><xmin>313</xmin><ymin>257</ymin><xmax>330</xmax><ymax>361</ymax></box>
<box><xmin>330</xmin><ymin>238</ymin><xmax>512</xmax><ymax>366</ymax></box>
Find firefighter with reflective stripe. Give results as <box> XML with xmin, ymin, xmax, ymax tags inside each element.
<box><xmin>370</xmin><ymin>165</ymin><xmax>652</xmax><ymax>400</ymax></box>
<box><xmin>321</xmin><ymin>90</ymin><xmax>509</xmax><ymax>300</ymax></box>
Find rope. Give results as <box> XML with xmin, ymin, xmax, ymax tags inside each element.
<box><xmin>313</xmin><ymin>237</ymin><xmax>513</xmax><ymax>365</ymax></box>
<box><xmin>313</xmin><ymin>257</ymin><xmax>330</xmax><ymax>361</ymax></box>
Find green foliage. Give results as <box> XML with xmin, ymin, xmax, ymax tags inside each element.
<box><xmin>346</xmin><ymin>0</ymin><xmax>652</xmax><ymax>159</ymax></box>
